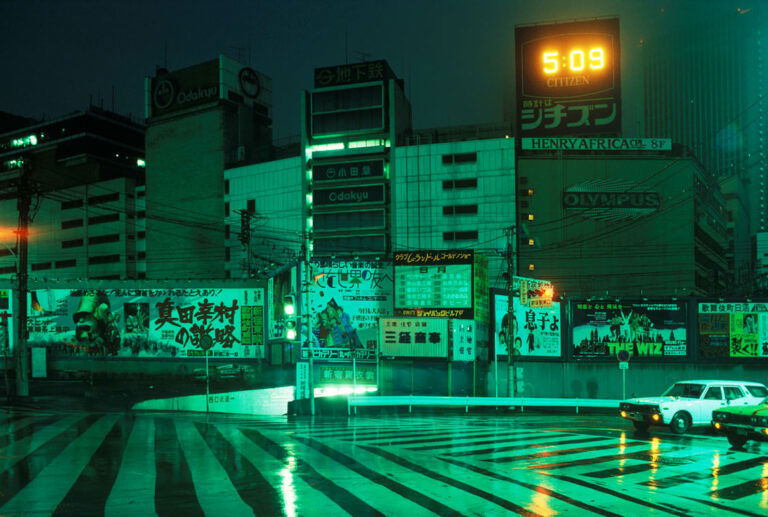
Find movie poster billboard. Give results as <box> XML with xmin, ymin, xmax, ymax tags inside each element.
<box><xmin>26</xmin><ymin>288</ymin><xmax>264</xmax><ymax>359</ymax></box>
<box><xmin>492</xmin><ymin>293</ymin><xmax>561</xmax><ymax>358</ymax></box>
<box><xmin>698</xmin><ymin>301</ymin><xmax>768</xmax><ymax>359</ymax></box>
<box><xmin>307</xmin><ymin>258</ymin><xmax>393</xmax><ymax>361</ymax></box>
<box><xmin>570</xmin><ymin>300</ymin><xmax>687</xmax><ymax>359</ymax></box>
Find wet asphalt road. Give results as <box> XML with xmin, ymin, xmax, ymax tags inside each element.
<box><xmin>0</xmin><ymin>408</ymin><xmax>766</xmax><ymax>516</ymax></box>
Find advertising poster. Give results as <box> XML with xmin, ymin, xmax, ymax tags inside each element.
<box><xmin>698</xmin><ymin>302</ymin><xmax>768</xmax><ymax>358</ymax></box>
<box><xmin>394</xmin><ymin>250</ymin><xmax>475</xmax><ymax>319</ymax></box>
<box><xmin>26</xmin><ymin>288</ymin><xmax>264</xmax><ymax>359</ymax></box>
<box><xmin>571</xmin><ymin>300</ymin><xmax>687</xmax><ymax>358</ymax></box>
<box><xmin>380</xmin><ymin>318</ymin><xmax>449</xmax><ymax>358</ymax></box>
<box><xmin>452</xmin><ymin>320</ymin><xmax>476</xmax><ymax>361</ymax></box>
<box><xmin>493</xmin><ymin>293</ymin><xmax>561</xmax><ymax>358</ymax></box>
<box><xmin>307</xmin><ymin>258</ymin><xmax>393</xmax><ymax>361</ymax></box>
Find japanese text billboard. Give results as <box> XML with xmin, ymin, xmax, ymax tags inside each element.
<box><xmin>516</xmin><ymin>18</ymin><xmax>621</xmax><ymax>137</ymax></box>
<box><xmin>308</xmin><ymin>258</ymin><xmax>393</xmax><ymax>361</ymax></box>
<box><xmin>380</xmin><ymin>318</ymin><xmax>449</xmax><ymax>358</ymax></box>
<box><xmin>26</xmin><ymin>288</ymin><xmax>264</xmax><ymax>359</ymax></box>
<box><xmin>698</xmin><ymin>301</ymin><xmax>768</xmax><ymax>359</ymax></box>
<box><xmin>493</xmin><ymin>293</ymin><xmax>561</xmax><ymax>358</ymax></box>
<box><xmin>394</xmin><ymin>250</ymin><xmax>479</xmax><ymax>319</ymax></box>
<box><xmin>570</xmin><ymin>300</ymin><xmax>687</xmax><ymax>359</ymax></box>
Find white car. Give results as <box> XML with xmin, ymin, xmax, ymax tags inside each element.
<box><xmin>619</xmin><ymin>379</ymin><xmax>768</xmax><ymax>434</ymax></box>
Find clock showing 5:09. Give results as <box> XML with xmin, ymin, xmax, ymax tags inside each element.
<box><xmin>517</xmin><ymin>18</ymin><xmax>619</xmax><ymax>99</ymax></box>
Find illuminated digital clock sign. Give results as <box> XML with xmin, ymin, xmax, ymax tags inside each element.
<box><xmin>516</xmin><ymin>18</ymin><xmax>621</xmax><ymax>137</ymax></box>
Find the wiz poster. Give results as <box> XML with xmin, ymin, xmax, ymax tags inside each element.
<box><xmin>26</xmin><ymin>288</ymin><xmax>264</xmax><ymax>359</ymax></box>
<box><xmin>571</xmin><ymin>300</ymin><xmax>687</xmax><ymax>358</ymax></box>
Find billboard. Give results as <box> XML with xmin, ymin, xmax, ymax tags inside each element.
<box><xmin>516</xmin><ymin>18</ymin><xmax>621</xmax><ymax>137</ymax></box>
<box><xmin>26</xmin><ymin>288</ymin><xmax>264</xmax><ymax>359</ymax></box>
<box><xmin>493</xmin><ymin>293</ymin><xmax>561</xmax><ymax>358</ymax></box>
<box><xmin>306</xmin><ymin>258</ymin><xmax>393</xmax><ymax>361</ymax></box>
<box><xmin>698</xmin><ymin>301</ymin><xmax>768</xmax><ymax>358</ymax></box>
<box><xmin>380</xmin><ymin>318</ymin><xmax>449</xmax><ymax>358</ymax></box>
<box><xmin>570</xmin><ymin>300</ymin><xmax>688</xmax><ymax>359</ymax></box>
<box><xmin>394</xmin><ymin>250</ymin><xmax>478</xmax><ymax>319</ymax></box>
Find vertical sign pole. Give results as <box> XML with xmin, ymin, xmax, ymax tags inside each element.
<box><xmin>15</xmin><ymin>160</ymin><xmax>31</xmax><ymax>398</ymax></box>
<box><xmin>205</xmin><ymin>350</ymin><xmax>210</xmax><ymax>413</ymax></box>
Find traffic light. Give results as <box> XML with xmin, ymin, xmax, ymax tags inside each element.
<box><xmin>283</xmin><ymin>295</ymin><xmax>298</xmax><ymax>340</ymax></box>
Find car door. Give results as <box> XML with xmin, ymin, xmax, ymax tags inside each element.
<box><xmin>723</xmin><ymin>385</ymin><xmax>750</xmax><ymax>407</ymax></box>
<box><xmin>697</xmin><ymin>386</ymin><xmax>726</xmax><ymax>424</ymax></box>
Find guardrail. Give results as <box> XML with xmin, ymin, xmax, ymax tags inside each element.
<box><xmin>347</xmin><ymin>395</ymin><xmax>621</xmax><ymax>415</ymax></box>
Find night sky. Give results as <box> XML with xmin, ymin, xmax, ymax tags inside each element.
<box><xmin>1</xmin><ymin>1</ymin><xmax>761</xmax><ymax>138</ymax></box>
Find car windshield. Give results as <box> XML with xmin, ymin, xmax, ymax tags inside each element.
<box><xmin>663</xmin><ymin>383</ymin><xmax>705</xmax><ymax>398</ymax></box>
<box><xmin>747</xmin><ymin>386</ymin><xmax>768</xmax><ymax>398</ymax></box>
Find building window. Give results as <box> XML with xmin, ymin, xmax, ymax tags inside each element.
<box><xmin>61</xmin><ymin>199</ymin><xmax>84</xmax><ymax>210</ymax></box>
<box><xmin>443</xmin><ymin>204</ymin><xmax>478</xmax><ymax>216</ymax></box>
<box><xmin>247</xmin><ymin>199</ymin><xmax>256</xmax><ymax>213</ymax></box>
<box><xmin>0</xmin><ymin>247</ymin><xmax>17</xmax><ymax>257</ymax></box>
<box><xmin>138</xmin><ymin>251</ymin><xmax>146</xmax><ymax>259</ymax></box>
<box><xmin>31</xmin><ymin>262</ymin><xmax>52</xmax><ymax>271</ymax></box>
<box><xmin>62</xmin><ymin>238</ymin><xmax>84</xmax><ymax>249</ymax></box>
<box><xmin>224</xmin><ymin>180</ymin><xmax>230</xmax><ymax>195</ymax></box>
<box><xmin>442</xmin><ymin>178</ymin><xmax>477</xmax><ymax>190</ymax></box>
<box><xmin>225</xmin><ymin>225</ymin><xmax>230</xmax><ymax>239</ymax></box>
<box><xmin>528</xmin><ymin>264</ymin><xmax>535</xmax><ymax>271</ymax></box>
<box><xmin>0</xmin><ymin>266</ymin><xmax>16</xmax><ymax>274</ymax></box>
<box><xmin>55</xmin><ymin>259</ymin><xmax>76</xmax><ymax>269</ymax></box>
<box><xmin>442</xmin><ymin>152</ymin><xmax>477</xmax><ymax>165</ymax></box>
<box><xmin>88</xmin><ymin>213</ymin><xmax>119</xmax><ymax>225</ymax></box>
<box><xmin>62</xmin><ymin>219</ymin><xmax>84</xmax><ymax>229</ymax></box>
<box><xmin>135</xmin><ymin>210</ymin><xmax>146</xmax><ymax>219</ymax></box>
<box><xmin>224</xmin><ymin>202</ymin><xmax>230</xmax><ymax>217</ymax></box>
<box><xmin>137</xmin><ymin>190</ymin><xmax>146</xmax><ymax>198</ymax></box>
<box><xmin>225</xmin><ymin>247</ymin><xmax>231</xmax><ymax>262</ymax></box>
<box><xmin>88</xmin><ymin>254</ymin><xmax>120</xmax><ymax>265</ymax></box>
<box><xmin>443</xmin><ymin>231</ymin><xmax>478</xmax><ymax>241</ymax></box>
<box><xmin>137</xmin><ymin>231</ymin><xmax>146</xmax><ymax>239</ymax></box>
<box><xmin>88</xmin><ymin>192</ymin><xmax>119</xmax><ymax>205</ymax></box>
<box><xmin>88</xmin><ymin>234</ymin><xmax>120</xmax><ymax>245</ymax></box>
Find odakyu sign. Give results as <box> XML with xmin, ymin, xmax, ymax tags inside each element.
<box><xmin>25</xmin><ymin>288</ymin><xmax>264</xmax><ymax>359</ymax></box>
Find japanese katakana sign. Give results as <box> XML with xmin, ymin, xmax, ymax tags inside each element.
<box><xmin>516</xmin><ymin>18</ymin><xmax>621</xmax><ymax>137</ymax></box>
<box><xmin>24</xmin><ymin>288</ymin><xmax>264</xmax><ymax>359</ymax></box>
<box><xmin>314</xmin><ymin>60</ymin><xmax>394</xmax><ymax>88</ymax></box>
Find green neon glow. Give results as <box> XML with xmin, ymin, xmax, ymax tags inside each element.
<box><xmin>11</xmin><ymin>135</ymin><xmax>37</xmax><ymax>148</ymax></box>
<box><xmin>309</xmin><ymin>142</ymin><xmax>345</xmax><ymax>153</ymax></box>
<box><xmin>315</xmin><ymin>385</ymin><xmax>377</xmax><ymax>397</ymax></box>
<box><xmin>4</xmin><ymin>159</ymin><xmax>24</xmax><ymax>169</ymax></box>
<box><xmin>306</xmin><ymin>217</ymin><xmax>313</xmax><ymax>229</ymax></box>
<box><xmin>136</xmin><ymin>158</ymin><xmax>146</xmax><ymax>167</ymax></box>
<box><xmin>306</xmin><ymin>193</ymin><xmax>313</xmax><ymax>206</ymax></box>
<box><xmin>384</xmin><ymin>162</ymin><xmax>390</xmax><ymax>179</ymax></box>
<box><xmin>348</xmin><ymin>139</ymin><xmax>386</xmax><ymax>149</ymax></box>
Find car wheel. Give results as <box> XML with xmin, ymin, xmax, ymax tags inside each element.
<box><xmin>632</xmin><ymin>420</ymin><xmax>650</xmax><ymax>432</ymax></box>
<box><xmin>669</xmin><ymin>411</ymin><xmax>691</xmax><ymax>434</ymax></box>
<box><xmin>726</xmin><ymin>432</ymin><xmax>748</xmax><ymax>448</ymax></box>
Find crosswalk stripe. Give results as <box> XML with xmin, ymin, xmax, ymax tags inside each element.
<box><xmin>406</xmin><ymin>430</ymin><xmax>546</xmax><ymax>451</ymax></box>
<box><xmin>293</xmin><ymin>434</ymin><xmax>463</xmax><ymax>516</ymax></box>
<box><xmin>357</xmin><ymin>444</ymin><xmax>542</xmax><ymax>516</ymax></box>
<box><xmin>153</xmin><ymin>417</ymin><xmax>203</xmax><ymax>516</ymax></box>
<box><xmin>53</xmin><ymin>415</ymin><xmax>135</xmax><ymax>516</ymax></box>
<box><xmin>0</xmin><ymin>414</ymin><xmax>120</xmax><ymax>515</ymax></box>
<box><xmin>215</xmin><ymin>425</ymin><xmax>347</xmax><ymax>517</ymax></box>
<box><xmin>443</xmin><ymin>435</ymin><xmax>604</xmax><ymax>457</ymax></box>
<box><xmin>486</xmin><ymin>440</ymin><xmax>648</xmax><ymax>463</ymax></box>
<box><xmin>105</xmin><ymin>416</ymin><xmax>157</xmax><ymax>517</ymax></box>
<box><xmin>241</xmin><ymin>428</ymin><xmax>385</xmax><ymax>516</ymax></box>
<box><xmin>0</xmin><ymin>415</ymin><xmax>60</xmax><ymax>449</ymax></box>
<box><xmin>363</xmin><ymin>429</ymin><xmax>531</xmax><ymax>446</ymax></box>
<box><xmin>0</xmin><ymin>413</ymin><xmax>101</xmax><ymax>508</ymax></box>
<box><xmin>641</xmin><ymin>456</ymin><xmax>768</xmax><ymax>489</ymax></box>
<box><xmin>175</xmin><ymin>420</ymin><xmax>255</xmax><ymax>516</ymax></box>
<box><xmin>193</xmin><ymin>421</ymin><xmax>285</xmax><ymax>516</ymax></box>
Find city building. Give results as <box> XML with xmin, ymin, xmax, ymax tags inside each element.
<box><xmin>0</xmin><ymin>107</ymin><xmax>146</xmax><ymax>280</ymax></box>
<box><xmin>144</xmin><ymin>55</ymin><xmax>272</xmax><ymax>279</ymax></box>
<box><xmin>517</xmin><ymin>145</ymin><xmax>728</xmax><ymax>297</ymax></box>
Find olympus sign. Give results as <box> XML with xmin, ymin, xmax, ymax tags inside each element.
<box><xmin>563</xmin><ymin>179</ymin><xmax>661</xmax><ymax>222</ymax></box>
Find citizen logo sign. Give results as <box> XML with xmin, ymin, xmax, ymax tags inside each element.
<box><xmin>329</xmin><ymin>190</ymin><xmax>368</xmax><ymax>202</ymax></box>
<box><xmin>563</xmin><ymin>192</ymin><xmax>660</xmax><ymax>209</ymax></box>
<box><xmin>563</xmin><ymin>179</ymin><xmax>661</xmax><ymax>221</ymax></box>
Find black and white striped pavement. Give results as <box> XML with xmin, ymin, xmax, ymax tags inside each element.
<box><xmin>0</xmin><ymin>409</ymin><xmax>766</xmax><ymax>516</ymax></box>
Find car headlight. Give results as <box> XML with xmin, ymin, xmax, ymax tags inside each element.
<box><xmin>714</xmin><ymin>412</ymin><xmax>727</xmax><ymax>422</ymax></box>
<box><xmin>752</xmin><ymin>416</ymin><xmax>768</xmax><ymax>426</ymax></box>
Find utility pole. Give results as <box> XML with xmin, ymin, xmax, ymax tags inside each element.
<box><xmin>505</xmin><ymin>225</ymin><xmax>517</xmax><ymax>397</ymax></box>
<box><xmin>15</xmin><ymin>158</ymin><xmax>32</xmax><ymax>397</ymax></box>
